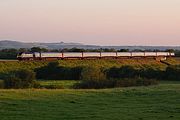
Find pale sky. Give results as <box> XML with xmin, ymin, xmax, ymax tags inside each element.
<box><xmin>0</xmin><ymin>0</ymin><xmax>180</xmax><ymax>46</ymax></box>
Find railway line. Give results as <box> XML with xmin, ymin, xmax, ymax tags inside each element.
<box><xmin>17</xmin><ymin>52</ymin><xmax>174</xmax><ymax>61</ymax></box>
<box><xmin>0</xmin><ymin>57</ymin><xmax>179</xmax><ymax>62</ymax></box>
<box><xmin>0</xmin><ymin>52</ymin><xmax>179</xmax><ymax>62</ymax></box>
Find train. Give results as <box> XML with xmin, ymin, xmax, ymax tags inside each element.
<box><xmin>17</xmin><ymin>52</ymin><xmax>175</xmax><ymax>61</ymax></box>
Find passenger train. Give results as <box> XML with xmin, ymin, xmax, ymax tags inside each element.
<box><xmin>17</xmin><ymin>52</ymin><xmax>175</xmax><ymax>61</ymax></box>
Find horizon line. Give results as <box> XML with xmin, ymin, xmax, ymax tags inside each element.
<box><xmin>0</xmin><ymin>39</ymin><xmax>180</xmax><ymax>47</ymax></box>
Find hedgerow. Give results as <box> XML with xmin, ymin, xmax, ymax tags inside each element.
<box><xmin>0</xmin><ymin>59</ymin><xmax>179</xmax><ymax>89</ymax></box>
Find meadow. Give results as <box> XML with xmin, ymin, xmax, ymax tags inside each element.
<box><xmin>0</xmin><ymin>58</ymin><xmax>180</xmax><ymax>120</ymax></box>
<box><xmin>0</xmin><ymin>81</ymin><xmax>180</xmax><ymax>120</ymax></box>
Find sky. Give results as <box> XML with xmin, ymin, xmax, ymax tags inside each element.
<box><xmin>0</xmin><ymin>0</ymin><xmax>180</xmax><ymax>46</ymax></box>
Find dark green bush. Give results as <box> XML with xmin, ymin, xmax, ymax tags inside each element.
<box><xmin>165</xmin><ymin>65</ymin><xmax>180</xmax><ymax>80</ymax></box>
<box><xmin>4</xmin><ymin>69</ymin><xmax>38</xmax><ymax>89</ymax></box>
<box><xmin>106</xmin><ymin>66</ymin><xmax>164</xmax><ymax>80</ymax></box>
<box><xmin>175</xmin><ymin>50</ymin><xmax>180</xmax><ymax>57</ymax></box>
<box><xmin>139</xmin><ymin>68</ymin><xmax>163</xmax><ymax>80</ymax></box>
<box><xmin>35</xmin><ymin>61</ymin><xmax>59</xmax><ymax>79</ymax></box>
<box><xmin>35</xmin><ymin>61</ymin><xmax>83</xmax><ymax>80</ymax></box>
<box><xmin>106</xmin><ymin>66</ymin><xmax>138</xmax><ymax>79</ymax></box>
<box><xmin>0</xmin><ymin>80</ymin><xmax>4</xmax><ymax>89</ymax></box>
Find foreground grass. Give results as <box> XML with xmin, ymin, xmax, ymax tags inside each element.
<box><xmin>0</xmin><ymin>82</ymin><xmax>180</xmax><ymax>120</ymax></box>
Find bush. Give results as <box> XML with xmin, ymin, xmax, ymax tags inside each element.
<box><xmin>165</xmin><ymin>65</ymin><xmax>180</xmax><ymax>80</ymax></box>
<box><xmin>106</xmin><ymin>66</ymin><xmax>138</xmax><ymax>79</ymax></box>
<box><xmin>74</xmin><ymin>67</ymin><xmax>115</xmax><ymax>89</ymax></box>
<box><xmin>106</xmin><ymin>66</ymin><xmax>164</xmax><ymax>80</ymax></box>
<box><xmin>35</xmin><ymin>61</ymin><xmax>83</xmax><ymax>80</ymax></box>
<box><xmin>80</xmin><ymin>66</ymin><xmax>106</xmax><ymax>81</ymax></box>
<box><xmin>0</xmin><ymin>80</ymin><xmax>4</xmax><ymax>89</ymax></box>
<box><xmin>139</xmin><ymin>68</ymin><xmax>163</xmax><ymax>80</ymax></box>
<box><xmin>35</xmin><ymin>61</ymin><xmax>59</xmax><ymax>79</ymax></box>
<box><xmin>4</xmin><ymin>69</ymin><xmax>38</xmax><ymax>89</ymax></box>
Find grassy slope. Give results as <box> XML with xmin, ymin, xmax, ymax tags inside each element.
<box><xmin>0</xmin><ymin>61</ymin><xmax>48</xmax><ymax>73</ymax></box>
<box><xmin>57</xmin><ymin>58</ymin><xmax>174</xmax><ymax>70</ymax></box>
<box><xmin>0</xmin><ymin>82</ymin><xmax>180</xmax><ymax>120</ymax></box>
<box><xmin>1</xmin><ymin>58</ymin><xmax>179</xmax><ymax>74</ymax></box>
<box><xmin>165</xmin><ymin>58</ymin><xmax>180</xmax><ymax>65</ymax></box>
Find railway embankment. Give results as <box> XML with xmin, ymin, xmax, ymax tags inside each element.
<box><xmin>0</xmin><ymin>58</ymin><xmax>179</xmax><ymax>76</ymax></box>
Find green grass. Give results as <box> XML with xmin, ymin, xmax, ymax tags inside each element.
<box><xmin>38</xmin><ymin>80</ymin><xmax>79</xmax><ymax>89</ymax></box>
<box><xmin>0</xmin><ymin>82</ymin><xmax>180</xmax><ymax>120</ymax></box>
<box><xmin>0</xmin><ymin>79</ymin><xmax>79</xmax><ymax>89</ymax></box>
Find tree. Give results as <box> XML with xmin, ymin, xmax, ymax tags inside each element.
<box><xmin>175</xmin><ymin>50</ymin><xmax>180</xmax><ymax>57</ymax></box>
<box><xmin>165</xmin><ymin>49</ymin><xmax>175</xmax><ymax>53</ymax></box>
<box><xmin>118</xmin><ymin>49</ymin><xmax>129</xmax><ymax>52</ymax></box>
<box><xmin>0</xmin><ymin>49</ymin><xmax>18</xmax><ymax>59</ymax></box>
<box><xmin>103</xmin><ymin>48</ymin><xmax>116</xmax><ymax>52</ymax></box>
<box><xmin>41</xmin><ymin>48</ymin><xmax>49</xmax><ymax>52</ymax></box>
<box><xmin>68</xmin><ymin>47</ymin><xmax>85</xmax><ymax>52</ymax></box>
<box><xmin>30</xmin><ymin>47</ymin><xmax>42</xmax><ymax>52</ymax></box>
<box><xmin>19</xmin><ymin>48</ymin><xmax>28</xmax><ymax>53</ymax></box>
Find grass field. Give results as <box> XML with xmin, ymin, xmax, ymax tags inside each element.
<box><xmin>0</xmin><ymin>81</ymin><xmax>180</xmax><ymax>120</ymax></box>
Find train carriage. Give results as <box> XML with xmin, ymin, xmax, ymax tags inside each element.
<box><xmin>63</xmin><ymin>52</ymin><xmax>82</xmax><ymax>59</ymax></box>
<box><xmin>40</xmin><ymin>52</ymin><xmax>62</xmax><ymax>60</ymax></box>
<box><xmin>117</xmin><ymin>52</ymin><xmax>131</xmax><ymax>58</ymax></box>
<box><xmin>131</xmin><ymin>52</ymin><xmax>145</xmax><ymax>57</ymax></box>
<box><xmin>144</xmin><ymin>52</ymin><xmax>157</xmax><ymax>57</ymax></box>
<box><xmin>157</xmin><ymin>52</ymin><xmax>169</xmax><ymax>56</ymax></box>
<box><xmin>83</xmin><ymin>52</ymin><xmax>100</xmax><ymax>58</ymax></box>
<box><xmin>101</xmin><ymin>52</ymin><xmax>117</xmax><ymax>58</ymax></box>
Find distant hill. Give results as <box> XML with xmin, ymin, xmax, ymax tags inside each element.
<box><xmin>0</xmin><ymin>40</ymin><xmax>180</xmax><ymax>50</ymax></box>
<box><xmin>0</xmin><ymin>40</ymin><xmax>84</xmax><ymax>49</ymax></box>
